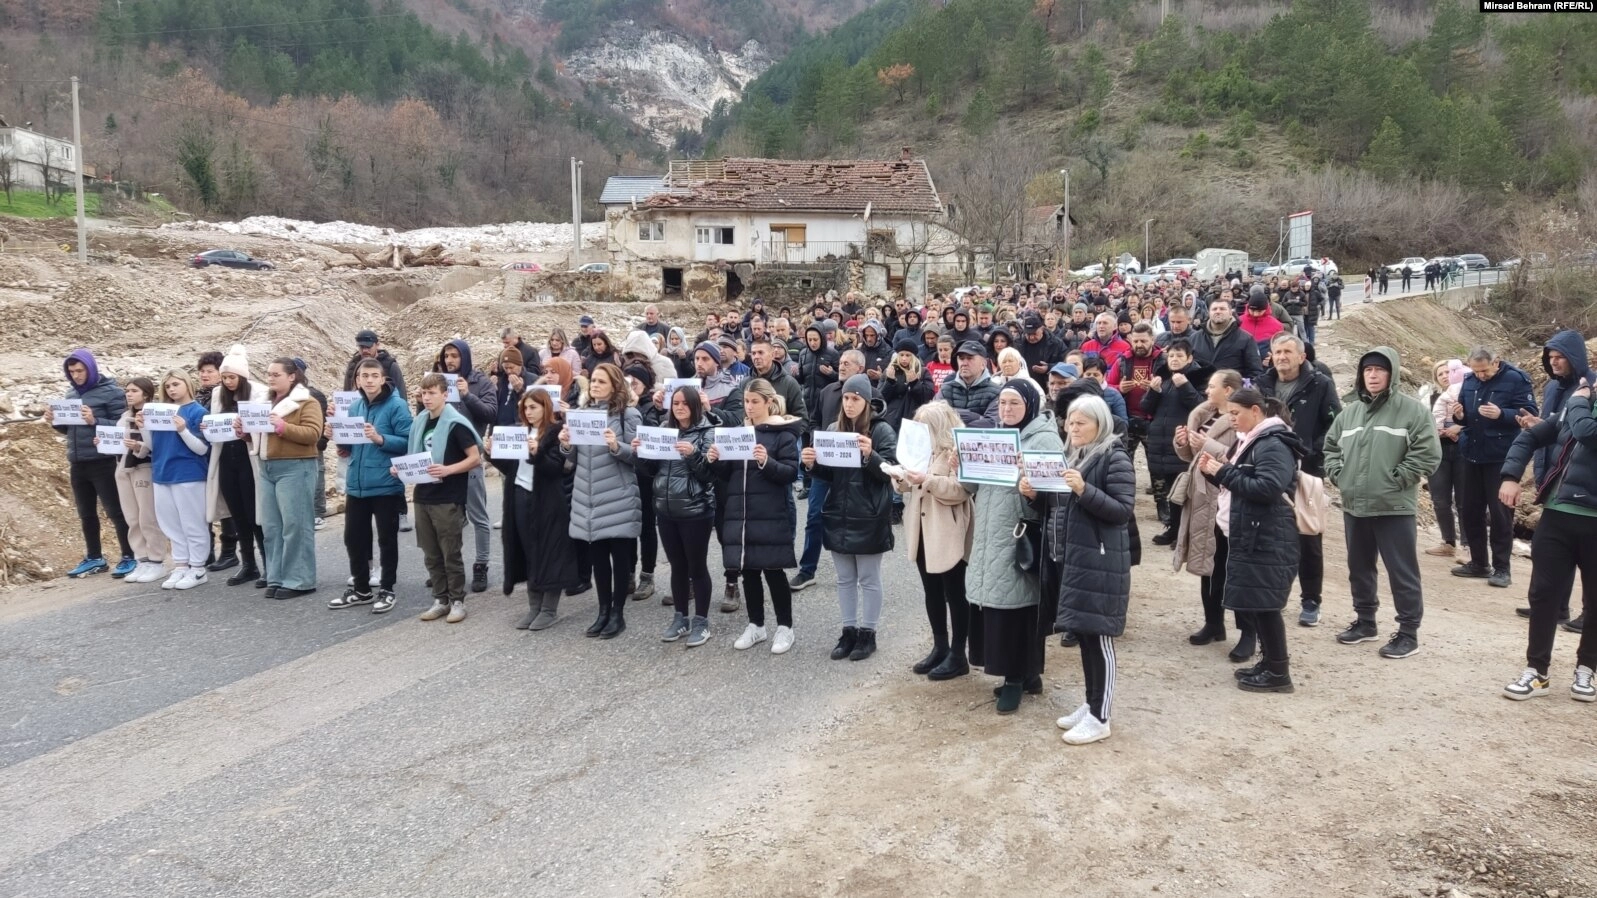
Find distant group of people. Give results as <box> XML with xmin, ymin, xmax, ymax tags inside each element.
<box><xmin>46</xmin><ymin>274</ymin><xmax>1596</xmax><ymax>746</ymax></box>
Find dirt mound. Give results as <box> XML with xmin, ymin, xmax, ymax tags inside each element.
<box><xmin>1322</xmin><ymin>297</ymin><xmax>1518</xmax><ymax>388</ymax></box>
<box><xmin>0</xmin><ymin>421</ymin><xmax>83</xmax><ymax>584</ymax></box>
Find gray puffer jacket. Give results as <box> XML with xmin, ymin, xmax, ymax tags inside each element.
<box><xmin>966</xmin><ymin>415</ymin><xmax>1066</xmax><ymax>610</ymax></box>
<box><xmin>58</xmin><ymin>378</ymin><xmax>127</xmax><ymax>464</ymax></box>
<box><xmin>566</xmin><ymin>403</ymin><xmax>643</xmax><ymax>541</ymax></box>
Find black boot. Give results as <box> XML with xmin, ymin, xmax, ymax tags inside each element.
<box><xmin>585</xmin><ymin>605</ymin><xmax>609</xmax><ymax>637</ymax></box>
<box><xmin>1228</xmin><ymin>629</ymin><xmax>1258</xmax><ymax>663</ymax></box>
<box><xmin>599</xmin><ymin>604</ymin><xmax>626</xmax><ymax>639</ymax></box>
<box><xmin>1237</xmin><ymin>659</ymin><xmax>1294</xmax><ymax>693</ymax></box>
<box><xmin>1233</xmin><ymin>658</ymin><xmax>1266</xmax><ymax>681</ymax></box>
<box><xmin>207</xmin><ymin>550</ymin><xmax>239</xmax><ymax>572</ymax></box>
<box><xmin>848</xmin><ymin>628</ymin><xmax>877</xmax><ymax>661</ymax></box>
<box><xmin>829</xmin><ymin>626</ymin><xmax>858</xmax><ymax>660</ymax></box>
<box><xmin>471</xmin><ymin>562</ymin><xmax>488</xmax><ymax>594</ymax></box>
<box><xmin>927</xmin><ymin>648</ymin><xmax>970</xmax><ymax>680</ymax></box>
<box><xmin>912</xmin><ymin>644</ymin><xmax>949</xmax><ymax>675</ymax></box>
<box><xmin>227</xmin><ymin>551</ymin><xmax>260</xmax><ymax>587</ymax></box>
<box><xmin>993</xmin><ymin>675</ymin><xmax>1044</xmax><ymax>697</ymax></box>
<box><xmin>1188</xmin><ymin>624</ymin><xmax>1226</xmax><ymax>646</ymax></box>
<box><xmin>995</xmin><ymin>679</ymin><xmax>1023</xmax><ymax>714</ymax></box>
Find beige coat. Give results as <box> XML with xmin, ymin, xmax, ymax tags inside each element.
<box><xmin>205</xmin><ymin>381</ymin><xmax>267</xmax><ymax>523</ymax></box>
<box><xmin>1172</xmin><ymin>401</ymin><xmax>1237</xmax><ymax>577</ymax></box>
<box><xmin>893</xmin><ymin>448</ymin><xmax>973</xmax><ymax>574</ymax></box>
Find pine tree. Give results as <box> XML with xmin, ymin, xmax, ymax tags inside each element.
<box><xmin>1360</xmin><ymin>117</ymin><xmax>1407</xmax><ymax>181</ymax></box>
<box><xmin>962</xmin><ymin>88</ymin><xmax>997</xmax><ymax>137</ymax></box>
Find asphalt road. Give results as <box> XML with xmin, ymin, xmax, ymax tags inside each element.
<box><xmin>0</xmin><ymin>477</ymin><xmax>913</xmax><ymax>898</ymax></box>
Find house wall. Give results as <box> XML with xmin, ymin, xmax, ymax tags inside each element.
<box><xmin>0</xmin><ymin>128</ymin><xmax>78</xmax><ymax>190</ymax></box>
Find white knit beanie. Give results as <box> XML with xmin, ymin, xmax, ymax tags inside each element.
<box><xmin>220</xmin><ymin>343</ymin><xmax>251</xmax><ymax>378</ymax></box>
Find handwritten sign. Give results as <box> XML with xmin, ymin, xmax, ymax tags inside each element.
<box><xmin>896</xmin><ymin>419</ymin><xmax>933</xmax><ymax>474</ymax></box>
<box><xmin>239</xmin><ymin>402</ymin><xmax>274</xmax><ymax>434</ymax></box>
<box><xmin>713</xmin><ymin>426</ymin><xmax>757</xmax><ymax>461</ymax></box>
<box><xmin>954</xmin><ymin>428</ymin><xmax>1021</xmax><ymax>486</ymax></box>
<box><xmin>442</xmin><ymin>373</ymin><xmax>462</xmax><ymax>403</ymax></box>
<box><xmin>637</xmin><ymin>426</ymin><xmax>681</xmax><ymax>460</ymax></box>
<box><xmin>331</xmin><ymin>416</ymin><xmax>368</xmax><ymax>446</ymax></box>
<box><xmin>1023</xmin><ymin>452</ymin><xmax>1071</xmax><ymax>492</ymax></box>
<box><xmin>96</xmin><ymin>426</ymin><xmax>127</xmax><ymax>455</ymax></box>
<box><xmin>490</xmin><ymin>426</ymin><xmax>529</xmax><ymax>459</ymax></box>
<box><xmin>48</xmin><ymin>399</ymin><xmax>86</xmax><ymax>425</ymax></box>
<box><xmin>813</xmin><ymin>430</ymin><xmax>861</xmax><ymax>468</ymax></box>
<box><xmin>392</xmin><ymin>452</ymin><xmax>441</xmax><ymax>485</ymax></box>
<box><xmin>143</xmin><ymin>403</ymin><xmax>179</xmax><ymax>432</ymax></box>
<box><xmin>566</xmin><ymin>410</ymin><xmax>608</xmax><ymax>446</ymax></box>
<box><xmin>202</xmin><ymin>414</ymin><xmax>240</xmax><ymax>443</ymax></box>
<box><xmin>332</xmin><ymin>391</ymin><xmax>360</xmax><ymax>418</ymax></box>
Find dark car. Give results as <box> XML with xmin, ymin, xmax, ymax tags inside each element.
<box><xmin>1457</xmin><ymin>253</ymin><xmax>1491</xmax><ymax>270</ymax></box>
<box><xmin>1249</xmin><ymin>260</ymin><xmax>1271</xmax><ymax>277</ymax></box>
<box><xmin>191</xmin><ymin>249</ymin><xmax>273</xmax><ymax>270</ymax></box>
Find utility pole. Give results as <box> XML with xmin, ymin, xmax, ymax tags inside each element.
<box><xmin>569</xmin><ymin>157</ymin><xmax>582</xmax><ymax>268</ymax></box>
<box><xmin>71</xmin><ymin>76</ymin><xmax>86</xmax><ymax>264</ymax></box>
<box><xmin>1143</xmin><ymin>218</ymin><xmax>1154</xmax><ymax>271</ymax></box>
<box><xmin>1060</xmin><ymin>168</ymin><xmax>1070</xmax><ymax>272</ymax></box>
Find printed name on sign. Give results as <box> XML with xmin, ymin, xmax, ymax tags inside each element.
<box><xmin>203</xmin><ymin>414</ymin><xmax>240</xmax><ymax>443</ymax></box>
<box><xmin>333</xmin><ymin>391</ymin><xmax>360</xmax><ymax>418</ymax></box>
<box><xmin>48</xmin><ymin>399</ymin><xmax>86</xmax><ymax>425</ymax></box>
<box><xmin>713</xmin><ymin>426</ymin><xmax>757</xmax><ymax>461</ymax></box>
<box><xmin>331</xmin><ymin>416</ymin><xmax>368</xmax><ymax>446</ymax></box>
<box><xmin>96</xmin><ymin>426</ymin><xmax>127</xmax><ymax>455</ymax></box>
<box><xmin>490</xmin><ymin>426</ymin><xmax>529</xmax><ymax>460</ymax></box>
<box><xmin>392</xmin><ymin>452</ymin><xmax>441</xmax><ymax>485</ymax></box>
<box><xmin>442</xmin><ymin>373</ymin><xmax>461</xmax><ymax>403</ymax></box>
<box><xmin>143</xmin><ymin>403</ymin><xmax>179</xmax><ymax>432</ymax></box>
<box><xmin>566</xmin><ymin>410</ymin><xmax>609</xmax><ymax>446</ymax></box>
<box><xmin>535</xmin><ymin>384</ymin><xmax>563</xmax><ymax>405</ymax></box>
<box><xmin>636</xmin><ymin>426</ymin><xmax>680</xmax><ymax>460</ymax></box>
<box><xmin>238</xmin><ymin>402</ymin><xmax>274</xmax><ymax>434</ymax></box>
<box><xmin>813</xmin><ymin>430</ymin><xmax>861</xmax><ymax>468</ymax></box>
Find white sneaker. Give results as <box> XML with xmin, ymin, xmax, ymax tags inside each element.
<box><xmin>771</xmin><ymin>625</ymin><xmax>795</xmax><ymax>654</ymax></box>
<box><xmin>399</xmin><ymin>514</ymin><xmax>413</xmax><ymax>533</ymax></box>
<box><xmin>1573</xmin><ymin>665</ymin><xmax>1596</xmax><ymax>703</ymax></box>
<box><xmin>1503</xmin><ymin>667</ymin><xmax>1551</xmax><ymax>701</ymax></box>
<box><xmin>161</xmin><ymin>568</ymin><xmax>187</xmax><ymax>589</ymax></box>
<box><xmin>140</xmin><ymin>562</ymin><xmax>166</xmax><ymax>583</ymax></box>
<box><xmin>345</xmin><ymin>572</ymin><xmax>381</xmax><ymax>587</ymax></box>
<box><xmin>124</xmin><ymin>562</ymin><xmax>152</xmax><ymax>583</ymax></box>
<box><xmin>174</xmin><ymin>568</ymin><xmax>208</xmax><ymax>590</ymax></box>
<box><xmin>1061</xmin><ymin>714</ymin><xmax>1111</xmax><ymax>745</ymax></box>
<box><xmin>1056</xmin><ymin>702</ymin><xmax>1093</xmax><ymax>731</ymax></box>
<box><xmin>733</xmin><ymin>623</ymin><xmax>768</xmax><ymax>650</ymax></box>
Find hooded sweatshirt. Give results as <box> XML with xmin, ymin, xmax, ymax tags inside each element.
<box><xmin>797</xmin><ymin>324</ymin><xmax>840</xmax><ymax>415</ymax></box>
<box><xmin>1533</xmin><ymin>329</ymin><xmax>1592</xmax><ymax>485</ymax></box>
<box><xmin>1323</xmin><ymin>347</ymin><xmax>1442</xmax><ymax>518</ymax></box>
<box><xmin>620</xmin><ymin>329</ymin><xmax>678</xmax><ymax>389</ymax></box>
<box><xmin>56</xmin><ymin>349</ymin><xmax>127</xmax><ymax>464</ymax></box>
<box><xmin>433</xmin><ymin>339</ymin><xmax>495</xmax><ymax>434</ymax></box>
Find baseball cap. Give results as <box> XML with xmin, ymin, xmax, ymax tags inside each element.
<box><xmin>955</xmin><ymin>340</ymin><xmax>987</xmax><ymax>359</ymax></box>
<box><xmin>1050</xmin><ymin>362</ymin><xmax>1080</xmax><ymax>379</ymax></box>
<box><xmin>356</xmin><ymin>329</ymin><xmax>378</xmax><ymax>347</ymax></box>
<box><xmin>1022</xmin><ymin>313</ymin><xmax>1044</xmax><ymax>331</ymax></box>
<box><xmin>579</xmin><ymin>315</ymin><xmax>595</xmax><ymax>326</ymax></box>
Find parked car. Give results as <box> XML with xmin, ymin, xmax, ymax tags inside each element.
<box><xmin>1264</xmin><ymin>257</ymin><xmax>1338</xmax><ymax>278</ymax></box>
<box><xmin>501</xmin><ymin>261</ymin><xmax>543</xmax><ymax>272</ymax></box>
<box><xmin>1385</xmin><ymin>256</ymin><xmax>1428</xmax><ymax>275</ymax></box>
<box><xmin>1070</xmin><ymin>263</ymin><xmax>1106</xmax><ymax>278</ymax></box>
<box><xmin>1146</xmin><ymin>257</ymin><xmax>1199</xmax><ymax>277</ymax></box>
<box><xmin>191</xmin><ymin>249</ymin><xmax>273</xmax><ymax>270</ymax></box>
<box><xmin>1457</xmin><ymin>254</ymin><xmax>1491</xmax><ymax>270</ymax></box>
<box><xmin>576</xmin><ymin>262</ymin><xmax>611</xmax><ymax>274</ymax></box>
<box><xmin>1249</xmin><ymin>260</ymin><xmax>1272</xmax><ymax>277</ymax></box>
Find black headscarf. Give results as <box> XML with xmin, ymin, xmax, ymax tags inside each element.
<box><xmin>1000</xmin><ymin>377</ymin><xmax>1041</xmax><ymax>431</ymax></box>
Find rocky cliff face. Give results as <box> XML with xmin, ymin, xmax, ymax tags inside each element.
<box><xmin>563</xmin><ymin>22</ymin><xmax>773</xmax><ymax>146</ymax></box>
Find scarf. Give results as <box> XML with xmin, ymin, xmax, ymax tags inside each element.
<box><xmin>407</xmin><ymin>402</ymin><xmax>483</xmax><ymax>462</ymax></box>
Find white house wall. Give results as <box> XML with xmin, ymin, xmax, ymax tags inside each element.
<box><xmin>0</xmin><ymin>128</ymin><xmax>78</xmax><ymax>190</ymax></box>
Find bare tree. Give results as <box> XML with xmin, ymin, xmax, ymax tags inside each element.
<box><xmin>938</xmin><ymin>133</ymin><xmax>1046</xmax><ymax>268</ymax></box>
<box><xmin>0</xmin><ymin>150</ymin><xmax>17</xmax><ymax>205</ymax></box>
<box><xmin>36</xmin><ymin>142</ymin><xmax>62</xmax><ymax>205</ymax></box>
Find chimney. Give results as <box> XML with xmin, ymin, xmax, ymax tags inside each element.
<box><xmin>900</xmin><ymin>146</ymin><xmax>913</xmax><ymax>161</ymax></box>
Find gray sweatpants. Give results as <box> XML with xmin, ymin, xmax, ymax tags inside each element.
<box><xmin>466</xmin><ymin>465</ymin><xmax>490</xmax><ymax>564</ymax></box>
<box><xmin>1343</xmin><ymin>513</ymin><xmax>1424</xmax><ymax>635</ymax></box>
<box><xmin>834</xmin><ymin>552</ymin><xmax>885</xmax><ymax>630</ymax></box>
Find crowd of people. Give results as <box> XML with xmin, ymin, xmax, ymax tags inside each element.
<box><xmin>47</xmin><ymin>265</ymin><xmax>1596</xmax><ymax>746</ymax></box>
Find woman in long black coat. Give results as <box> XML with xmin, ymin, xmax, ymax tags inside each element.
<box><xmin>1142</xmin><ymin>347</ymin><xmax>1211</xmax><ymax>544</ymax></box>
<box><xmin>1198</xmin><ymin>388</ymin><xmax>1305</xmax><ymax>694</ymax></box>
<box><xmin>503</xmin><ymin>389</ymin><xmax>579</xmax><ymax>631</ymax></box>
<box><xmin>1036</xmin><ymin>394</ymin><xmax>1135</xmax><ymax>747</ymax></box>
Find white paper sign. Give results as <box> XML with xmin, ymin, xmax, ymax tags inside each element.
<box><xmin>536</xmin><ymin>384</ymin><xmax>563</xmax><ymax>405</ymax></box>
<box><xmin>1023</xmin><ymin>452</ymin><xmax>1071</xmax><ymax>492</ymax></box>
<box><xmin>663</xmin><ymin>377</ymin><xmax>700</xmax><ymax>407</ymax></box>
<box><xmin>95</xmin><ymin>425</ymin><xmax>127</xmax><ymax>455</ymax></box>
<box><xmin>566</xmin><ymin>410</ymin><xmax>609</xmax><ymax>446</ymax></box>
<box><xmin>239</xmin><ymin>402</ymin><xmax>274</xmax><ymax>434</ymax></box>
<box><xmin>442</xmin><ymin>373</ymin><xmax>462</xmax><ymax>403</ymax></box>
<box><xmin>202</xmin><ymin>414</ymin><xmax>240</xmax><ymax>443</ymax></box>
<box><xmin>331</xmin><ymin>416</ymin><xmax>368</xmax><ymax>446</ymax></box>
<box><xmin>332</xmin><ymin>391</ymin><xmax>360</xmax><ymax>417</ymax></box>
<box><xmin>713</xmin><ymin>426</ymin><xmax>757</xmax><ymax>461</ymax></box>
<box><xmin>490</xmin><ymin>426</ymin><xmax>529</xmax><ymax>459</ymax></box>
<box><xmin>813</xmin><ymin>430</ymin><xmax>862</xmax><ymax>468</ymax></box>
<box><xmin>49</xmin><ymin>399</ymin><xmax>86</xmax><ymax>425</ymax></box>
<box><xmin>896</xmin><ymin>419</ymin><xmax>933</xmax><ymax>474</ymax></box>
<box><xmin>143</xmin><ymin>403</ymin><xmax>179</xmax><ymax>432</ymax></box>
<box><xmin>393</xmin><ymin>452</ymin><xmax>441</xmax><ymax>485</ymax></box>
<box><xmin>637</xmin><ymin>426</ymin><xmax>681</xmax><ymax>460</ymax></box>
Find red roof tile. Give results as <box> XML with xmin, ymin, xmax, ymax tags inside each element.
<box><xmin>643</xmin><ymin>157</ymin><xmax>942</xmax><ymax>215</ymax></box>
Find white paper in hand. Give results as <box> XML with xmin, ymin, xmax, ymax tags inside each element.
<box><xmin>637</xmin><ymin>426</ymin><xmax>680</xmax><ymax>460</ymax></box>
<box><xmin>203</xmin><ymin>414</ymin><xmax>240</xmax><ymax>443</ymax></box>
<box><xmin>393</xmin><ymin>452</ymin><xmax>441</xmax><ymax>485</ymax></box>
<box><xmin>442</xmin><ymin>373</ymin><xmax>461</xmax><ymax>403</ymax></box>
<box><xmin>713</xmin><ymin>426</ymin><xmax>756</xmax><ymax>461</ymax></box>
<box><xmin>896</xmin><ymin>419</ymin><xmax>933</xmax><ymax>474</ymax></box>
<box><xmin>332</xmin><ymin>391</ymin><xmax>361</xmax><ymax>418</ymax></box>
<box><xmin>813</xmin><ymin>430</ymin><xmax>862</xmax><ymax>468</ymax></box>
<box><xmin>49</xmin><ymin>399</ymin><xmax>86</xmax><ymax>425</ymax></box>
<box><xmin>490</xmin><ymin>426</ymin><xmax>529</xmax><ymax>459</ymax></box>
<box><xmin>566</xmin><ymin>410</ymin><xmax>609</xmax><ymax>446</ymax></box>
<box><xmin>143</xmin><ymin>403</ymin><xmax>179</xmax><ymax>432</ymax></box>
<box><xmin>238</xmin><ymin>402</ymin><xmax>274</xmax><ymax>434</ymax></box>
<box><xmin>96</xmin><ymin>426</ymin><xmax>127</xmax><ymax>455</ymax></box>
<box><xmin>331</xmin><ymin>416</ymin><xmax>368</xmax><ymax>446</ymax></box>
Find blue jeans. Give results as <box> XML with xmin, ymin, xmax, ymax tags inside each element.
<box><xmin>260</xmin><ymin>458</ymin><xmax>318</xmax><ymax>590</ymax></box>
<box><xmin>799</xmin><ymin>478</ymin><xmax>829</xmax><ymax>577</ymax></box>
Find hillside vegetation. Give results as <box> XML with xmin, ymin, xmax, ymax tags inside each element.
<box><xmin>702</xmin><ymin>0</ymin><xmax>1597</xmax><ymax>267</ymax></box>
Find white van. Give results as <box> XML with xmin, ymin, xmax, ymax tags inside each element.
<box><xmin>1195</xmin><ymin>248</ymin><xmax>1248</xmax><ymax>281</ymax></box>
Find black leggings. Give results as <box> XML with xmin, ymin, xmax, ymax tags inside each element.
<box><xmin>587</xmin><ymin>537</ymin><xmax>636</xmax><ymax>612</ymax></box>
<box><xmin>216</xmin><ymin>452</ymin><xmax>261</xmax><ymax>560</ymax></box>
<box><xmin>659</xmin><ymin>516</ymin><xmax>714</xmax><ymax>618</ymax></box>
<box><xmin>743</xmin><ymin>569</ymin><xmax>792</xmax><ymax>628</ymax></box>
<box><xmin>1200</xmin><ymin>527</ymin><xmax>1253</xmax><ymax>635</ymax></box>
<box><xmin>1253</xmin><ymin>609</ymin><xmax>1289</xmax><ymax>663</ymax></box>
<box><xmin>916</xmin><ymin>546</ymin><xmax>969</xmax><ymax>655</ymax></box>
<box><xmin>71</xmin><ymin>457</ymin><xmax>132</xmax><ymax>560</ymax></box>
<box><xmin>637</xmin><ymin>476</ymin><xmax>658</xmax><ymax>575</ymax></box>
<box><xmin>1079</xmin><ymin>634</ymin><xmax>1117</xmax><ymax>722</ymax></box>
<box><xmin>346</xmin><ymin>493</ymin><xmax>403</xmax><ymax>590</ymax></box>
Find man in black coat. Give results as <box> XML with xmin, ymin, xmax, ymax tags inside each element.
<box><xmin>1190</xmin><ymin>297</ymin><xmax>1263</xmax><ymax>380</ymax></box>
<box><xmin>1017</xmin><ymin>312</ymin><xmax>1066</xmax><ymax>389</ymax></box>
<box><xmin>343</xmin><ymin>329</ymin><xmax>407</xmax><ymax>395</ymax></box>
<box><xmin>1258</xmin><ymin>332</ymin><xmax>1342</xmax><ymax>627</ymax></box>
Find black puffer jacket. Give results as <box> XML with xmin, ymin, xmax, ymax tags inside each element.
<box><xmin>1212</xmin><ymin>422</ymin><xmax>1304</xmax><ymax>613</ymax></box>
<box><xmin>796</xmin><ymin>326</ymin><xmax>839</xmax><ymax>422</ymax></box>
<box><xmin>1503</xmin><ymin>393</ymin><xmax>1597</xmax><ymax>511</ymax></box>
<box><xmin>714</xmin><ymin>415</ymin><xmax>803</xmax><ymax>571</ymax></box>
<box><xmin>1045</xmin><ymin>446</ymin><xmax>1136</xmax><ymax>637</ymax></box>
<box><xmin>636</xmin><ymin>420</ymin><xmax>716</xmax><ymax>521</ymax></box>
<box><xmin>879</xmin><ymin>365</ymin><xmax>934</xmax><ymax>432</ymax></box>
<box><xmin>1141</xmin><ymin>359</ymin><xmax>1210</xmax><ymax>479</ymax></box>
<box><xmin>811</xmin><ymin>418</ymin><xmax>899</xmax><ymax>556</ymax></box>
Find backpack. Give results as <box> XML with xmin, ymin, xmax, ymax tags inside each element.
<box><xmin>1287</xmin><ymin>471</ymin><xmax>1329</xmax><ymax>535</ymax></box>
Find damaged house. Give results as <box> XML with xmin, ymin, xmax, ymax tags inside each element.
<box><xmin>600</xmin><ymin>149</ymin><xmax>958</xmax><ymax>304</ymax></box>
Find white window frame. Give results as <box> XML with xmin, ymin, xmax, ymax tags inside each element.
<box><xmin>637</xmin><ymin>220</ymin><xmax>665</xmax><ymax>242</ymax></box>
<box><xmin>696</xmin><ymin>225</ymin><xmax>734</xmax><ymax>246</ymax></box>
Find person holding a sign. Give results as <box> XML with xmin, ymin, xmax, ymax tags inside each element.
<box><xmin>804</xmin><ymin>374</ymin><xmax>899</xmax><ymax>663</ymax></box>
<box><xmin>1035</xmin><ymin>395</ymin><xmax>1135</xmax><ymax>746</ymax></box>
<box><xmin>254</xmin><ymin>358</ymin><xmax>326</xmax><ymax>600</ymax></box>
<box><xmin>634</xmin><ymin>386</ymin><xmax>717</xmax><ymax>646</ymax></box>
<box><xmin>967</xmin><ymin>378</ymin><xmax>1063</xmax><ymax>714</ymax></box>
<box><xmin>891</xmin><ymin>403</ymin><xmax>974</xmax><ymax>681</ymax></box>
<box><xmin>106</xmin><ymin>377</ymin><xmax>170</xmax><ymax>583</ymax></box>
<box><xmin>407</xmin><ymin>373</ymin><xmax>485</xmax><ymax>623</ymax></box>
<box><xmin>561</xmin><ymin>363</ymin><xmax>642</xmax><ymax>640</ymax></box>
<box><xmin>432</xmin><ymin>339</ymin><xmax>498</xmax><ymax>594</ymax></box>
<box><xmin>205</xmin><ymin>345</ymin><xmax>267</xmax><ymax>588</ymax></box>
<box><xmin>503</xmin><ymin>389</ymin><xmax>578</xmax><ymax>631</ymax></box>
<box><xmin>325</xmin><ymin>358</ymin><xmax>412</xmax><ymax>615</ymax></box>
<box><xmin>710</xmin><ymin>378</ymin><xmax>803</xmax><ymax>654</ymax></box>
<box><xmin>48</xmin><ymin>349</ymin><xmax>136</xmax><ymax>579</ymax></box>
<box><xmin>143</xmin><ymin>369</ymin><xmax>212</xmax><ymax>590</ymax></box>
